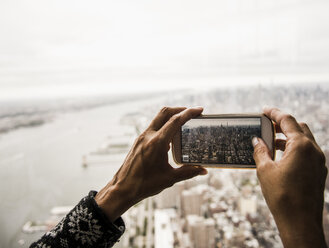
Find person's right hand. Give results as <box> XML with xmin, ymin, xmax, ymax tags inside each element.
<box><xmin>95</xmin><ymin>106</ymin><xmax>207</xmax><ymax>223</ymax></box>
<box><xmin>252</xmin><ymin>107</ymin><xmax>328</xmax><ymax>248</ymax></box>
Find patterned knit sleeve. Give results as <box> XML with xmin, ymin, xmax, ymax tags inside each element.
<box><xmin>30</xmin><ymin>191</ymin><xmax>125</xmax><ymax>248</ymax></box>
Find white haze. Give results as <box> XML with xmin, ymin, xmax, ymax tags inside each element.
<box><xmin>0</xmin><ymin>0</ymin><xmax>329</xmax><ymax>100</ymax></box>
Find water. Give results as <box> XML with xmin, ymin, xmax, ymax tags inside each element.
<box><xmin>0</xmin><ymin>97</ymin><xmax>164</xmax><ymax>248</ymax></box>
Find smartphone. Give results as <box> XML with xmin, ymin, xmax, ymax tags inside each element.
<box><xmin>172</xmin><ymin>114</ymin><xmax>275</xmax><ymax>168</ymax></box>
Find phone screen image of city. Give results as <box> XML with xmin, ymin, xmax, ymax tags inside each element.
<box><xmin>181</xmin><ymin>118</ymin><xmax>261</xmax><ymax>165</ymax></box>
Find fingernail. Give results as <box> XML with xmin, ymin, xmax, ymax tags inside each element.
<box><xmin>199</xmin><ymin>168</ymin><xmax>208</xmax><ymax>175</ymax></box>
<box><xmin>252</xmin><ymin>137</ymin><xmax>259</xmax><ymax>147</ymax></box>
<box><xmin>193</xmin><ymin>165</ymin><xmax>207</xmax><ymax>175</ymax></box>
<box><xmin>192</xmin><ymin>106</ymin><xmax>203</xmax><ymax>110</ymax></box>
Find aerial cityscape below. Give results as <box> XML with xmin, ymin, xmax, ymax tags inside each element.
<box><xmin>0</xmin><ymin>83</ymin><xmax>328</xmax><ymax>248</ymax></box>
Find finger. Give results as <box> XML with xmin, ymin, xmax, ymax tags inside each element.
<box><xmin>299</xmin><ymin>122</ymin><xmax>315</xmax><ymax>141</ymax></box>
<box><xmin>159</xmin><ymin>107</ymin><xmax>203</xmax><ymax>142</ymax></box>
<box><xmin>275</xmin><ymin>139</ymin><xmax>286</xmax><ymax>151</ymax></box>
<box><xmin>274</xmin><ymin>123</ymin><xmax>282</xmax><ymax>134</ymax></box>
<box><xmin>171</xmin><ymin>165</ymin><xmax>207</xmax><ymax>184</ymax></box>
<box><xmin>263</xmin><ymin>107</ymin><xmax>303</xmax><ymax>138</ymax></box>
<box><xmin>252</xmin><ymin>137</ymin><xmax>273</xmax><ymax>169</ymax></box>
<box><xmin>148</xmin><ymin>107</ymin><xmax>187</xmax><ymax>131</ymax></box>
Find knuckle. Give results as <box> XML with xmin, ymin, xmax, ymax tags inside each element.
<box><xmin>160</xmin><ymin>106</ymin><xmax>170</xmax><ymax>114</ymax></box>
<box><xmin>141</xmin><ymin>142</ymin><xmax>150</xmax><ymax>155</ymax></box>
<box><xmin>140</xmin><ymin>135</ymin><xmax>162</xmax><ymax>153</ymax></box>
<box><xmin>156</xmin><ymin>132</ymin><xmax>167</xmax><ymax>143</ymax></box>
<box><xmin>299</xmin><ymin>122</ymin><xmax>308</xmax><ymax>128</ymax></box>
<box><xmin>146</xmin><ymin>135</ymin><xmax>161</xmax><ymax>147</ymax></box>
<box><xmin>269</xmin><ymin>108</ymin><xmax>280</xmax><ymax>118</ymax></box>
<box><xmin>170</xmin><ymin>114</ymin><xmax>181</xmax><ymax>124</ymax></box>
<box><xmin>281</xmin><ymin>113</ymin><xmax>295</xmax><ymax>123</ymax></box>
<box><xmin>269</xmin><ymin>108</ymin><xmax>278</xmax><ymax>115</ymax></box>
<box><xmin>295</xmin><ymin>137</ymin><xmax>314</xmax><ymax>152</ymax></box>
<box><xmin>136</xmin><ymin>132</ymin><xmax>147</xmax><ymax>144</ymax></box>
<box><xmin>255</xmin><ymin>145</ymin><xmax>266</xmax><ymax>156</ymax></box>
<box><xmin>136</xmin><ymin>132</ymin><xmax>157</xmax><ymax>151</ymax></box>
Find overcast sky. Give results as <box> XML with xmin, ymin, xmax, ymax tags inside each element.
<box><xmin>1</xmin><ymin>0</ymin><xmax>329</xmax><ymax>100</ymax></box>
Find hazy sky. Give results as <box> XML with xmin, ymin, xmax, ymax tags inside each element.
<box><xmin>1</xmin><ymin>0</ymin><xmax>329</xmax><ymax>100</ymax></box>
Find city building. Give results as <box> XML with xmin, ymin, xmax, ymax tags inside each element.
<box><xmin>186</xmin><ymin>215</ymin><xmax>215</xmax><ymax>248</ymax></box>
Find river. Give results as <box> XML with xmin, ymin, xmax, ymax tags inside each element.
<box><xmin>0</xmin><ymin>96</ymin><xmax>169</xmax><ymax>248</ymax></box>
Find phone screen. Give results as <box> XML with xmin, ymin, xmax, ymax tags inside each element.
<box><xmin>181</xmin><ymin>117</ymin><xmax>261</xmax><ymax>165</ymax></box>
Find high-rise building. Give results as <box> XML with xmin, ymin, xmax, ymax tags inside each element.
<box><xmin>186</xmin><ymin>215</ymin><xmax>216</xmax><ymax>248</ymax></box>
<box><xmin>181</xmin><ymin>185</ymin><xmax>208</xmax><ymax>216</ymax></box>
<box><xmin>238</xmin><ymin>195</ymin><xmax>257</xmax><ymax>216</ymax></box>
<box><xmin>156</xmin><ymin>182</ymin><xmax>184</xmax><ymax>209</ymax></box>
<box><xmin>154</xmin><ymin>209</ymin><xmax>176</xmax><ymax>248</ymax></box>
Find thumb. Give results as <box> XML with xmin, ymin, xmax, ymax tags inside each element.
<box><xmin>172</xmin><ymin>165</ymin><xmax>208</xmax><ymax>184</ymax></box>
<box><xmin>252</xmin><ymin>137</ymin><xmax>272</xmax><ymax>169</ymax></box>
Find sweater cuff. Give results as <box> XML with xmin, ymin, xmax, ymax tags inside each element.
<box><xmin>88</xmin><ymin>190</ymin><xmax>126</xmax><ymax>241</ymax></box>
<box><xmin>30</xmin><ymin>191</ymin><xmax>125</xmax><ymax>248</ymax></box>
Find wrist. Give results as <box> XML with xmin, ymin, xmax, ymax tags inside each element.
<box><xmin>276</xmin><ymin>217</ymin><xmax>327</xmax><ymax>248</ymax></box>
<box><xmin>95</xmin><ymin>183</ymin><xmax>135</xmax><ymax>222</ymax></box>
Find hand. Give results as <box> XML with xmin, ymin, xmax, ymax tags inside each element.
<box><xmin>95</xmin><ymin>107</ymin><xmax>207</xmax><ymax>222</ymax></box>
<box><xmin>252</xmin><ymin>107</ymin><xmax>327</xmax><ymax>248</ymax></box>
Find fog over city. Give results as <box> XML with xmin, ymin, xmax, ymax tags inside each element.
<box><xmin>1</xmin><ymin>0</ymin><xmax>329</xmax><ymax>100</ymax></box>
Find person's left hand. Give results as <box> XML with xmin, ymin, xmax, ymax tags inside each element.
<box><xmin>95</xmin><ymin>106</ymin><xmax>207</xmax><ymax>221</ymax></box>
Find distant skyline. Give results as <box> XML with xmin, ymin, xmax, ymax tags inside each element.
<box><xmin>1</xmin><ymin>0</ymin><xmax>329</xmax><ymax>100</ymax></box>
<box><xmin>183</xmin><ymin>118</ymin><xmax>261</xmax><ymax>129</ymax></box>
